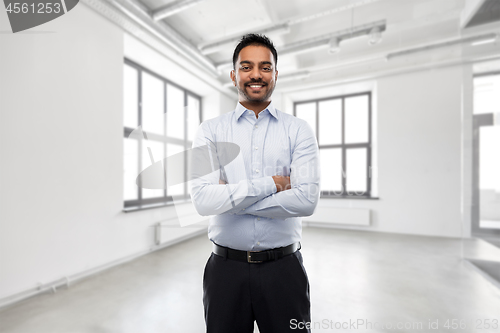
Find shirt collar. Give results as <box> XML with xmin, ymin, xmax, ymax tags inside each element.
<box><xmin>235</xmin><ymin>101</ymin><xmax>279</xmax><ymax>120</ymax></box>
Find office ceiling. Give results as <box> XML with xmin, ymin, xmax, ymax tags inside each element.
<box><xmin>101</xmin><ymin>0</ymin><xmax>500</xmax><ymax>91</ymax></box>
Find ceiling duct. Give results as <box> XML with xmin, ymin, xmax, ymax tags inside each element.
<box><xmin>109</xmin><ymin>0</ymin><xmax>218</xmax><ymax>76</ymax></box>
<box><xmin>152</xmin><ymin>0</ymin><xmax>205</xmax><ymax>21</ymax></box>
<box><xmin>387</xmin><ymin>33</ymin><xmax>498</xmax><ymax>60</ymax></box>
<box><xmin>280</xmin><ymin>20</ymin><xmax>386</xmax><ymax>56</ymax></box>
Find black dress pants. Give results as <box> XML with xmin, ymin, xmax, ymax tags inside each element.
<box><xmin>203</xmin><ymin>249</ymin><xmax>311</xmax><ymax>333</ymax></box>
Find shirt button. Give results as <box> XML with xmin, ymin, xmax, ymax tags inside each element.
<box><xmin>255</xmin><ymin>147</ymin><xmax>258</xmax><ymax>150</ymax></box>
<box><xmin>257</xmin><ymin>242</ymin><xmax>260</xmax><ymax>245</ymax></box>
<box><xmin>255</xmin><ymin>125</ymin><xmax>258</xmax><ymax>128</ymax></box>
<box><xmin>255</xmin><ymin>169</ymin><xmax>259</xmax><ymax>173</ymax></box>
<box><xmin>258</xmin><ymin>218</ymin><xmax>261</xmax><ymax>220</ymax></box>
<box><xmin>242</xmin><ymin>208</ymin><xmax>245</xmax><ymax>211</ymax></box>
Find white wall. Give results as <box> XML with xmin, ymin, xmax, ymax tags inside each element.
<box><xmin>219</xmin><ymin>91</ymin><xmax>238</xmax><ymax>116</ymax></box>
<box><xmin>0</xmin><ymin>3</ymin><xmax>232</xmax><ymax>302</ymax></box>
<box><xmin>281</xmin><ymin>65</ymin><xmax>470</xmax><ymax>238</ymax></box>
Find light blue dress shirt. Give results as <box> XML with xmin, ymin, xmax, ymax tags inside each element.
<box><xmin>190</xmin><ymin>102</ymin><xmax>320</xmax><ymax>251</ymax></box>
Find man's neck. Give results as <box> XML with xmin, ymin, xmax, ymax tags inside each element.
<box><xmin>240</xmin><ymin>100</ymin><xmax>271</xmax><ymax>119</ymax></box>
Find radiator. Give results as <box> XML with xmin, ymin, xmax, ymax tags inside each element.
<box><xmin>154</xmin><ymin>215</ymin><xmax>208</xmax><ymax>246</ymax></box>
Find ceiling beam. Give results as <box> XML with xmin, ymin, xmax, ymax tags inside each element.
<box><xmin>215</xmin><ymin>20</ymin><xmax>387</xmax><ymax>69</ymax></box>
<box><xmin>460</xmin><ymin>0</ymin><xmax>488</xmax><ymax>28</ymax></box>
<box><xmin>280</xmin><ymin>20</ymin><xmax>387</xmax><ymax>56</ymax></box>
<box><xmin>199</xmin><ymin>23</ymin><xmax>290</xmax><ymax>55</ymax></box>
<box><xmin>197</xmin><ymin>0</ymin><xmax>381</xmax><ymax>55</ymax></box>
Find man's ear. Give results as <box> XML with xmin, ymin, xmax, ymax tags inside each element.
<box><xmin>275</xmin><ymin>69</ymin><xmax>278</xmax><ymax>82</ymax></box>
<box><xmin>230</xmin><ymin>70</ymin><xmax>236</xmax><ymax>86</ymax></box>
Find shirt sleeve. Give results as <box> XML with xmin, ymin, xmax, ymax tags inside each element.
<box><xmin>189</xmin><ymin>122</ymin><xmax>277</xmax><ymax>216</ymax></box>
<box><xmin>235</xmin><ymin>120</ymin><xmax>320</xmax><ymax>218</ymax></box>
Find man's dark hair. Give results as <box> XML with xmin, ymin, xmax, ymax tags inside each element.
<box><xmin>232</xmin><ymin>34</ymin><xmax>278</xmax><ymax>69</ymax></box>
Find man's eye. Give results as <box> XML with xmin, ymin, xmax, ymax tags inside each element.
<box><xmin>263</xmin><ymin>67</ymin><xmax>271</xmax><ymax>71</ymax></box>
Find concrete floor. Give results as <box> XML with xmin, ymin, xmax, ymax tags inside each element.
<box><xmin>1</xmin><ymin>227</ymin><xmax>500</xmax><ymax>333</ymax></box>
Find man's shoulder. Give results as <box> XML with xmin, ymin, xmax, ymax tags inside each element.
<box><xmin>275</xmin><ymin>108</ymin><xmax>297</xmax><ymax>121</ymax></box>
<box><xmin>275</xmin><ymin>109</ymin><xmax>310</xmax><ymax>128</ymax></box>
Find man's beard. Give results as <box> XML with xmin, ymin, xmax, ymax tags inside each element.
<box><xmin>237</xmin><ymin>81</ymin><xmax>275</xmax><ymax>103</ymax></box>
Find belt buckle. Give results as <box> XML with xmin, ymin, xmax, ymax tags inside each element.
<box><xmin>247</xmin><ymin>251</ymin><xmax>262</xmax><ymax>263</ymax></box>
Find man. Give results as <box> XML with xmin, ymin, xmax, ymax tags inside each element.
<box><xmin>190</xmin><ymin>34</ymin><xmax>320</xmax><ymax>333</ymax></box>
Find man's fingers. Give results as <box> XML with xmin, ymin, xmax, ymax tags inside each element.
<box><xmin>272</xmin><ymin>175</ymin><xmax>292</xmax><ymax>192</ymax></box>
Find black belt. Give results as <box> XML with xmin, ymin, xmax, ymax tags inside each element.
<box><xmin>212</xmin><ymin>242</ymin><xmax>301</xmax><ymax>263</ymax></box>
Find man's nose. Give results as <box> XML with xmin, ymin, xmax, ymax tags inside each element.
<box><xmin>249</xmin><ymin>68</ymin><xmax>262</xmax><ymax>80</ymax></box>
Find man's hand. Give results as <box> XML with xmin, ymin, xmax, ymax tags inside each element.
<box><xmin>272</xmin><ymin>175</ymin><xmax>291</xmax><ymax>193</ymax></box>
<box><xmin>219</xmin><ymin>179</ymin><xmax>227</xmax><ymax>184</ymax></box>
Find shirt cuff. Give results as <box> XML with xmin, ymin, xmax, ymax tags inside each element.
<box><xmin>250</xmin><ymin>176</ymin><xmax>277</xmax><ymax>198</ymax></box>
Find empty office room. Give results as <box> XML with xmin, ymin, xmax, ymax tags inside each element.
<box><xmin>1</xmin><ymin>0</ymin><xmax>500</xmax><ymax>332</ymax></box>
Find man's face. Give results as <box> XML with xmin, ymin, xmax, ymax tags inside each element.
<box><xmin>230</xmin><ymin>45</ymin><xmax>278</xmax><ymax>105</ymax></box>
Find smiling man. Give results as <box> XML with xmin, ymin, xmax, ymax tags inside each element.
<box><xmin>190</xmin><ymin>34</ymin><xmax>320</xmax><ymax>333</ymax></box>
<box><xmin>230</xmin><ymin>38</ymin><xmax>277</xmax><ymax>114</ymax></box>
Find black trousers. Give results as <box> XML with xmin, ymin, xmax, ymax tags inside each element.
<box><xmin>203</xmin><ymin>249</ymin><xmax>311</xmax><ymax>333</ymax></box>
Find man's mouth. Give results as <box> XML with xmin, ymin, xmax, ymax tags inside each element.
<box><xmin>246</xmin><ymin>83</ymin><xmax>266</xmax><ymax>91</ymax></box>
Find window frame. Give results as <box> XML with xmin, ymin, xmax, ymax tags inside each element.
<box><xmin>293</xmin><ymin>91</ymin><xmax>373</xmax><ymax>199</ymax></box>
<box><xmin>123</xmin><ymin>58</ymin><xmax>202</xmax><ymax>210</ymax></box>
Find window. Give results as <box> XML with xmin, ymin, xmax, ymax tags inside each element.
<box><xmin>123</xmin><ymin>59</ymin><xmax>202</xmax><ymax>209</ymax></box>
<box><xmin>294</xmin><ymin>92</ymin><xmax>373</xmax><ymax>198</ymax></box>
<box><xmin>474</xmin><ymin>73</ymin><xmax>500</xmax><ymax>115</ymax></box>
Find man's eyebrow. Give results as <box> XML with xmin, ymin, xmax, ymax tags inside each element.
<box><xmin>238</xmin><ymin>60</ymin><xmax>274</xmax><ymax>66</ymax></box>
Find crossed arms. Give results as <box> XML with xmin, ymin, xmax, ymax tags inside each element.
<box><xmin>189</xmin><ymin>121</ymin><xmax>320</xmax><ymax>219</ymax></box>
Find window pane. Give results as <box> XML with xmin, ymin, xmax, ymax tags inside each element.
<box><xmin>123</xmin><ymin>138</ymin><xmax>138</xmax><ymax>200</ymax></box>
<box><xmin>480</xmin><ymin>126</ymin><xmax>500</xmax><ymax>192</ymax></box>
<box><xmin>479</xmin><ymin>125</ymin><xmax>500</xmax><ymax>228</ymax></box>
<box><xmin>123</xmin><ymin>65</ymin><xmax>138</xmax><ymax>128</ymax></box>
<box><xmin>187</xmin><ymin>147</ymin><xmax>192</xmax><ymax>196</ymax></box>
<box><xmin>167</xmin><ymin>144</ymin><xmax>185</xmax><ymax>196</ymax></box>
<box><xmin>346</xmin><ymin>148</ymin><xmax>367</xmax><ymax>194</ymax></box>
<box><xmin>320</xmin><ymin>148</ymin><xmax>342</xmax><ymax>194</ymax></box>
<box><xmin>142</xmin><ymin>72</ymin><xmax>165</xmax><ymax>135</ymax></box>
<box><xmin>474</xmin><ymin>75</ymin><xmax>500</xmax><ymax>115</ymax></box>
<box><xmin>187</xmin><ymin>95</ymin><xmax>200</xmax><ymax>142</ymax></box>
<box><xmin>167</xmin><ymin>84</ymin><xmax>185</xmax><ymax>140</ymax></box>
<box><xmin>142</xmin><ymin>140</ymin><xmax>165</xmax><ymax>199</ymax></box>
<box><xmin>296</xmin><ymin>102</ymin><xmax>316</xmax><ymax>136</ymax></box>
<box><xmin>319</xmin><ymin>99</ymin><xmax>341</xmax><ymax>145</ymax></box>
<box><xmin>345</xmin><ymin>95</ymin><xmax>369</xmax><ymax>144</ymax></box>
